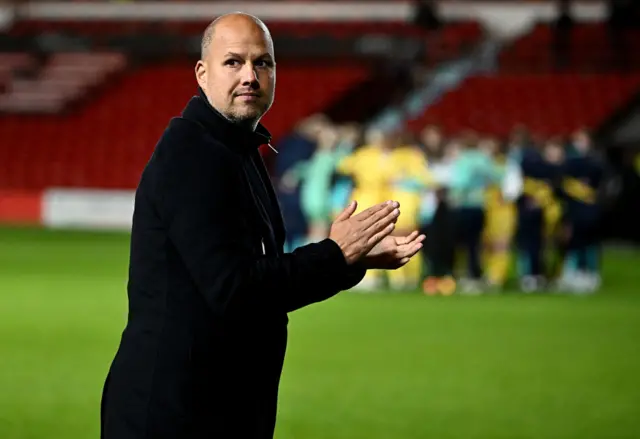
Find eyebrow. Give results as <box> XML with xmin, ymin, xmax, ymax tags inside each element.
<box><xmin>225</xmin><ymin>51</ymin><xmax>273</xmax><ymax>60</ymax></box>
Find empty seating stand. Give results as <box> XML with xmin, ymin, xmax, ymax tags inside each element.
<box><xmin>0</xmin><ymin>52</ymin><xmax>127</xmax><ymax>113</ymax></box>
<box><xmin>407</xmin><ymin>73</ymin><xmax>640</xmax><ymax>137</ymax></box>
<box><xmin>0</xmin><ymin>52</ymin><xmax>38</xmax><ymax>91</ymax></box>
<box><xmin>500</xmin><ymin>23</ymin><xmax>640</xmax><ymax>73</ymax></box>
<box><xmin>0</xmin><ymin>18</ymin><xmax>484</xmax><ymax>191</ymax></box>
<box><xmin>0</xmin><ymin>61</ymin><xmax>370</xmax><ymax>190</ymax></box>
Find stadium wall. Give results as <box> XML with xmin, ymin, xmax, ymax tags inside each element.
<box><xmin>0</xmin><ymin>189</ymin><xmax>135</xmax><ymax>230</ymax></box>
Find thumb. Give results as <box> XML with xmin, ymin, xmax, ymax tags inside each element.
<box><xmin>335</xmin><ymin>200</ymin><xmax>357</xmax><ymax>222</ymax></box>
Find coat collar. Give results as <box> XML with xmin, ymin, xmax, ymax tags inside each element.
<box><xmin>181</xmin><ymin>87</ymin><xmax>272</xmax><ymax>153</ymax></box>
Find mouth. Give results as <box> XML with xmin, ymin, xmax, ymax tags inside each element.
<box><xmin>236</xmin><ymin>92</ymin><xmax>261</xmax><ymax>101</ymax></box>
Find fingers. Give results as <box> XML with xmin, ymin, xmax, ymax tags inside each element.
<box><xmin>361</xmin><ymin>203</ymin><xmax>399</xmax><ymax>231</ymax></box>
<box><xmin>354</xmin><ymin>200</ymin><xmax>398</xmax><ymax>222</ymax></box>
<box><xmin>366</xmin><ymin>222</ymin><xmax>396</xmax><ymax>249</ymax></box>
<box><xmin>398</xmin><ymin>232</ymin><xmax>426</xmax><ymax>246</ymax></box>
<box><xmin>396</xmin><ymin>244</ymin><xmax>421</xmax><ymax>266</ymax></box>
<box><xmin>396</xmin><ymin>230</ymin><xmax>419</xmax><ymax>245</ymax></box>
<box><xmin>335</xmin><ymin>201</ymin><xmax>357</xmax><ymax>222</ymax></box>
<box><xmin>396</xmin><ymin>235</ymin><xmax>425</xmax><ymax>258</ymax></box>
<box><xmin>352</xmin><ymin>203</ymin><xmax>386</xmax><ymax>221</ymax></box>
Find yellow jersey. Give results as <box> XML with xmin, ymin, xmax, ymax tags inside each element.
<box><xmin>336</xmin><ymin>145</ymin><xmax>395</xmax><ymax>211</ymax></box>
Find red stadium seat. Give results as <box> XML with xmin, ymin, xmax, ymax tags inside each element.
<box><xmin>0</xmin><ymin>61</ymin><xmax>370</xmax><ymax>190</ymax></box>
<box><xmin>407</xmin><ymin>73</ymin><xmax>640</xmax><ymax>138</ymax></box>
<box><xmin>0</xmin><ymin>52</ymin><xmax>38</xmax><ymax>90</ymax></box>
<box><xmin>0</xmin><ymin>52</ymin><xmax>127</xmax><ymax>113</ymax></box>
<box><xmin>500</xmin><ymin>23</ymin><xmax>640</xmax><ymax>72</ymax></box>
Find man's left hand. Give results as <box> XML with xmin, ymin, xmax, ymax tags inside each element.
<box><xmin>362</xmin><ymin>231</ymin><xmax>426</xmax><ymax>270</ymax></box>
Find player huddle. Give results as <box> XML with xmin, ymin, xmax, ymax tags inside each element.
<box><xmin>279</xmin><ymin>122</ymin><xmax>606</xmax><ymax>295</ymax></box>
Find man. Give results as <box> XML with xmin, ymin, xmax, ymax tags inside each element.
<box><xmin>100</xmin><ymin>12</ymin><xmax>424</xmax><ymax>439</ymax></box>
<box><xmin>420</xmin><ymin>139</ymin><xmax>457</xmax><ymax>296</ymax></box>
<box><xmin>516</xmin><ymin>139</ymin><xmax>564</xmax><ymax>292</ymax></box>
<box><xmin>387</xmin><ymin>136</ymin><xmax>434</xmax><ymax>290</ymax></box>
<box><xmin>273</xmin><ymin>114</ymin><xmax>330</xmax><ymax>251</ymax></box>
<box><xmin>279</xmin><ymin>124</ymin><xmax>343</xmax><ymax>244</ymax></box>
<box><xmin>479</xmin><ymin>137</ymin><xmax>515</xmax><ymax>291</ymax></box>
<box><xmin>559</xmin><ymin>129</ymin><xmax>605</xmax><ymax>293</ymax></box>
<box><xmin>448</xmin><ymin>137</ymin><xmax>503</xmax><ymax>294</ymax></box>
<box><xmin>335</xmin><ymin>128</ymin><xmax>396</xmax><ymax>290</ymax></box>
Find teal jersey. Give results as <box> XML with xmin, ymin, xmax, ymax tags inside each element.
<box><xmin>448</xmin><ymin>150</ymin><xmax>503</xmax><ymax>208</ymax></box>
<box><xmin>291</xmin><ymin>150</ymin><xmax>345</xmax><ymax>221</ymax></box>
<box><xmin>328</xmin><ymin>142</ymin><xmax>356</xmax><ymax>213</ymax></box>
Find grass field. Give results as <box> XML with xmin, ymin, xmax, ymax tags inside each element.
<box><xmin>1</xmin><ymin>226</ymin><xmax>639</xmax><ymax>439</ymax></box>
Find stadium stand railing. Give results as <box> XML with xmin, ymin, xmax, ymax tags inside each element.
<box><xmin>0</xmin><ymin>52</ymin><xmax>127</xmax><ymax>113</ymax></box>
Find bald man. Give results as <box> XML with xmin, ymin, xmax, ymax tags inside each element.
<box><xmin>100</xmin><ymin>13</ymin><xmax>424</xmax><ymax>439</ymax></box>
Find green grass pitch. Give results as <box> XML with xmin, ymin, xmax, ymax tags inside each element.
<box><xmin>1</xmin><ymin>227</ymin><xmax>639</xmax><ymax>439</ymax></box>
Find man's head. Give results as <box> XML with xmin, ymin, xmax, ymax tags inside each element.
<box><xmin>420</xmin><ymin>124</ymin><xmax>442</xmax><ymax>154</ymax></box>
<box><xmin>572</xmin><ymin>128</ymin><xmax>592</xmax><ymax>154</ymax></box>
<box><xmin>295</xmin><ymin>113</ymin><xmax>330</xmax><ymax>141</ymax></box>
<box><xmin>364</xmin><ymin>128</ymin><xmax>385</xmax><ymax>147</ymax></box>
<box><xmin>196</xmin><ymin>13</ymin><xmax>275</xmax><ymax>130</ymax></box>
<box><xmin>478</xmin><ymin>137</ymin><xmax>500</xmax><ymax>157</ymax></box>
<box><xmin>544</xmin><ymin>138</ymin><xmax>565</xmax><ymax>164</ymax></box>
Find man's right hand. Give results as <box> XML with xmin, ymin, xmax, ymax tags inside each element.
<box><xmin>329</xmin><ymin>200</ymin><xmax>400</xmax><ymax>265</ymax></box>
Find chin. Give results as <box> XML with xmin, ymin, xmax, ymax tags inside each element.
<box><xmin>234</xmin><ymin>107</ymin><xmax>266</xmax><ymax>122</ymax></box>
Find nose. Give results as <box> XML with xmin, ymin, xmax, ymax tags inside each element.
<box><xmin>241</xmin><ymin>63</ymin><xmax>259</xmax><ymax>87</ymax></box>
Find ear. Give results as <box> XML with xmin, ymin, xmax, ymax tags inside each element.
<box><xmin>195</xmin><ymin>60</ymin><xmax>207</xmax><ymax>90</ymax></box>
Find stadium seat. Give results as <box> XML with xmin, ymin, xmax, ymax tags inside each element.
<box><xmin>0</xmin><ymin>61</ymin><xmax>370</xmax><ymax>190</ymax></box>
<box><xmin>0</xmin><ymin>52</ymin><xmax>127</xmax><ymax>113</ymax></box>
<box><xmin>0</xmin><ymin>52</ymin><xmax>38</xmax><ymax>90</ymax></box>
<box><xmin>407</xmin><ymin>73</ymin><xmax>640</xmax><ymax>137</ymax></box>
<box><xmin>500</xmin><ymin>23</ymin><xmax>640</xmax><ymax>72</ymax></box>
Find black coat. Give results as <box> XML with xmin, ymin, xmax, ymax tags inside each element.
<box><xmin>100</xmin><ymin>89</ymin><xmax>366</xmax><ymax>439</ymax></box>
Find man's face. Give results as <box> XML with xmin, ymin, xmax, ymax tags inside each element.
<box><xmin>545</xmin><ymin>143</ymin><xmax>564</xmax><ymax>163</ymax></box>
<box><xmin>196</xmin><ymin>17</ymin><xmax>275</xmax><ymax>128</ymax></box>
<box><xmin>479</xmin><ymin>138</ymin><xmax>498</xmax><ymax>156</ymax></box>
<box><xmin>421</xmin><ymin>126</ymin><xmax>442</xmax><ymax>152</ymax></box>
<box><xmin>572</xmin><ymin>130</ymin><xmax>591</xmax><ymax>154</ymax></box>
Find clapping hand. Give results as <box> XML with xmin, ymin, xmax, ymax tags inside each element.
<box><xmin>329</xmin><ymin>200</ymin><xmax>400</xmax><ymax>265</ymax></box>
<box><xmin>362</xmin><ymin>231</ymin><xmax>426</xmax><ymax>270</ymax></box>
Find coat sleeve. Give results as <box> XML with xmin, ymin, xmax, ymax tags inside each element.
<box><xmin>155</xmin><ymin>135</ymin><xmax>365</xmax><ymax>317</ymax></box>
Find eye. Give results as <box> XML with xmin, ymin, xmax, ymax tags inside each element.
<box><xmin>255</xmin><ymin>59</ymin><xmax>273</xmax><ymax>68</ymax></box>
<box><xmin>224</xmin><ymin>59</ymin><xmax>240</xmax><ymax>67</ymax></box>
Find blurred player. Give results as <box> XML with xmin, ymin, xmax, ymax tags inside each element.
<box><xmin>336</xmin><ymin>128</ymin><xmax>394</xmax><ymax>214</ymax></box>
<box><xmin>280</xmin><ymin>125</ymin><xmax>344</xmax><ymax>243</ymax></box>
<box><xmin>387</xmin><ymin>136</ymin><xmax>434</xmax><ymax>290</ymax></box>
<box><xmin>421</xmin><ymin>139</ymin><xmax>458</xmax><ymax>295</ymax></box>
<box><xmin>516</xmin><ymin>139</ymin><xmax>564</xmax><ymax>292</ymax></box>
<box><xmin>420</xmin><ymin>124</ymin><xmax>444</xmax><ymax>160</ymax></box>
<box><xmin>479</xmin><ymin>137</ymin><xmax>516</xmax><ymax>290</ymax></box>
<box><xmin>559</xmin><ymin>129</ymin><xmax>605</xmax><ymax>293</ymax></box>
<box><xmin>542</xmin><ymin>139</ymin><xmax>568</xmax><ymax>283</ymax></box>
<box><xmin>336</xmin><ymin>128</ymin><xmax>396</xmax><ymax>290</ymax></box>
<box><xmin>329</xmin><ymin>124</ymin><xmax>362</xmax><ymax>218</ymax></box>
<box><xmin>274</xmin><ymin>114</ymin><xmax>330</xmax><ymax>251</ymax></box>
<box><xmin>449</xmin><ymin>136</ymin><xmax>503</xmax><ymax>293</ymax></box>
